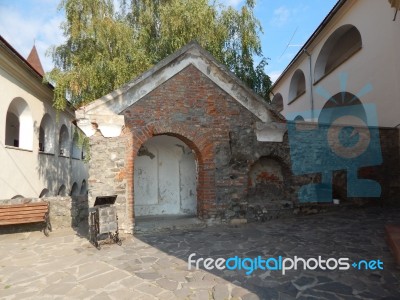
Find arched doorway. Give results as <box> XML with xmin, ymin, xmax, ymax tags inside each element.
<box><xmin>134</xmin><ymin>135</ymin><xmax>197</xmax><ymax>217</ymax></box>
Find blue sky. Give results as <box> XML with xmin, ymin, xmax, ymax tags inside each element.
<box><xmin>0</xmin><ymin>0</ymin><xmax>337</xmax><ymax>82</ymax></box>
<box><xmin>258</xmin><ymin>0</ymin><xmax>338</xmax><ymax>81</ymax></box>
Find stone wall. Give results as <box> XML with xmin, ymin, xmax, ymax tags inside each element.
<box><xmin>88</xmin><ymin>135</ymin><xmax>129</xmax><ymax>229</ymax></box>
<box><xmin>0</xmin><ymin>196</ymin><xmax>88</xmax><ymax>234</ymax></box>
<box><xmin>218</xmin><ymin>124</ymin><xmax>400</xmax><ymax>224</ymax></box>
<box><xmin>287</xmin><ymin>122</ymin><xmax>400</xmax><ymax>205</ymax></box>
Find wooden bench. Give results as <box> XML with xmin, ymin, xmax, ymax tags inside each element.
<box><xmin>0</xmin><ymin>202</ymin><xmax>51</xmax><ymax>236</ymax></box>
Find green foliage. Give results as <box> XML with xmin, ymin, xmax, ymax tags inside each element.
<box><xmin>123</xmin><ymin>0</ymin><xmax>272</xmax><ymax>99</ymax></box>
<box><xmin>219</xmin><ymin>1</ymin><xmax>272</xmax><ymax>99</ymax></box>
<box><xmin>46</xmin><ymin>0</ymin><xmax>151</xmax><ymax>110</ymax></box>
<box><xmin>72</xmin><ymin>128</ymin><xmax>91</xmax><ymax>162</ymax></box>
<box><xmin>47</xmin><ymin>0</ymin><xmax>271</xmax><ymax>110</ymax></box>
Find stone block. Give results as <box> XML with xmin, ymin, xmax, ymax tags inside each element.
<box><xmin>230</xmin><ymin>218</ymin><xmax>247</xmax><ymax>225</ymax></box>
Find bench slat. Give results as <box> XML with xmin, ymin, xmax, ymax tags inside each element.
<box><xmin>0</xmin><ymin>208</ymin><xmax>48</xmax><ymax>216</ymax></box>
<box><xmin>0</xmin><ymin>213</ymin><xmax>46</xmax><ymax>220</ymax></box>
<box><xmin>0</xmin><ymin>204</ymin><xmax>48</xmax><ymax>209</ymax></box>
<box><xmin>0</xmin><ymin>218</ymin><xmax>46</xmax><ymax>225</ymax></box>
<box><xmin>0</xmin><ymin>203</ymin><xmax>48</xmax><ymax>209</ymax></box>
<box><xmin>0</xmin><ymin>206</ymin><xmax>48</xmax><ymax>211</ymax></box>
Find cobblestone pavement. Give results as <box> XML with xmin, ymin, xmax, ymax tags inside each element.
<box><xmin>0</xmin><ymin>206</ymin><xmax>399</xmax><ymax>300</ymax></box>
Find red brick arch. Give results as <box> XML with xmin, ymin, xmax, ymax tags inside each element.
<box><xmin>124</xmin><ymin>123</ymin><xmax>216</xmax><ymax>228</ymax></box>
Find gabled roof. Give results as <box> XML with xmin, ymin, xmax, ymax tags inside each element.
<box><xmin>27</xmin><ymin>45</ymin><xmax>45</xmax><ymax>76</ymax></box>
<box><xmin>78</xmin><ymin>41</ymin><xmax>284</xmax><ymax>123</ymax></box>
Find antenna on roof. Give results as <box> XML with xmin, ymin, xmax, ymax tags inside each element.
<box><xmin>279</xmin><ymin>26</ymin><xmax>299</xmax><ymax>59</ymax></box>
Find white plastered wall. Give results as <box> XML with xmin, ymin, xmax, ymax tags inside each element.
<box><xmin>0</xmin><ymin>57</ymin><xmax>88</xmax><ymax>199</ymax></box>
<box><xmin>273</xmin><ymin>0</ymin><xmax>400</xmax><ymax>127</ymax></box>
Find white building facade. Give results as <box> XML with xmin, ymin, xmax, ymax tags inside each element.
<box><xmin>0</xmin><ymin>36</ymin><xmax>88</xmax><ymax>200</ymax></box>
<box><xmin>271</xmin><ymin>0</ymin><xmax>400</xmax><ymax>128</ymax></box>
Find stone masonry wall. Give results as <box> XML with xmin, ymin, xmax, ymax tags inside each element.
<box><xmin>223</xmin><ymin>124</ymin><xmax>400</xmax><ymax>223</ymax></box>
<box><xmin>88</xmin><ymin>135</ymin><xmax>129</xmax><ymax>229</ymax></box>
<box><xmin>287</xmin><ymin>122</ymin><xmax>400</xmax><ymax>205</ymax></box>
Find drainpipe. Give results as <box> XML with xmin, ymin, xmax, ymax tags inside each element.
<box><xmin>303</xmin><ymin>49</ymin><xmax>314</xmax><ymax>121</ymax></box>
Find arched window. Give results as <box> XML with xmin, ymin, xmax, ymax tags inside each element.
<box><xmin>294</xmin><ymin>115</ymin><xmax>305</xmax><ymax>122</ymax></box>
<box><xmin>81</xmin><ymin>146</ymin><xmax>88</xmax><ymax>160</ymax></box>
<box><xmin>58</xmin><ymin>184</ymin><xmax>67</xmax><ymax>196</ymax></box>
<box><xmin>59</xmin><ymin>125</ymin><xmax>70</xmax><ymax>157</ymax></box>
<box><xmin>5</xmin><ymin>98</ymin><xmax>33</xmax><ymax>150</ymax></box>
<box><xmin>318</xmin><ymin>92</ymin><xmax>366</xmax><ymax>125</ymax></box>
<box><xmin>5</xmin><ymin>112</ymin><xmax>19</xmax><ymax>147</ymax></box>
<box><xmin>39</xmin><ymin>188</ymin><xmax>49</xmax><ymax>198</ymax></box>
<box><xmin>71</xmin><ymin>128</ymin><xmax>81</xmax><ymax>159</ymax></box>
<box><xmin>315</xmin><ymin>25</ymin><xmax>362</xmax><ymax>81</ymax></box>
<box><xmin>80</xmin><ymin>180</ymin><xmax>87</xmax><ymax>195</ymax></box>
<box><xmin>288</xmin><ymin>69</ymin><xmax>306</xmax><ymax>102</ymax></box>
<box><xmin>39</xmin><ymin>114</ymin><xmax>55</xmax><ymax>153</ymax></box>
<box><xmin>271</xmin><ymin>93</ymin><xmax>283</xmax><ymax>111</ymax></box>
<box><xmin>70</xmin><ymin>182</ymin><xmax>79</xmax><ymax>196</ymax></box>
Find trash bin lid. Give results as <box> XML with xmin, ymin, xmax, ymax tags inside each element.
<box><xmin>94</xmin><ymin>195</ymin><xmax>117</xmax><ymax>206</ymax></box>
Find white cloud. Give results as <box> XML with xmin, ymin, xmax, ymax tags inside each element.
<box><xmin>221</xmin><ymin>0</ymin><xmax>243</xmax><ymax>8</ymax></box>
<box><xmin>268</xmin><ymin>71</ymin><xmax>282</xmax><ymax>84</ymax></box>
<box><xmin>271</xmin><ymin>6</ymin><xmax>290</xmax><ymax>27</ymax></box>
<box><xmin>0</xmin><ymin>3</ymin><xmax>64</xmax><ymax>72</ymax></box>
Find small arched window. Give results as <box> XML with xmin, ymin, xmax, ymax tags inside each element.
<box><xmin>81</xmin><ymin>146</ymin><xmax>88</xmax><ymax>160</ymax></box>
<box><xmin>294</xmin><ymin>115</ymin><xmax>305</xmax><ymax>122</ymax></box>
<box><xmin>59</xmin><ymin>125</ymin><xmax>70</xmax><ymax>157</ymax></box>
<box><xmin>39</xmin><ymin>114</ymin><xmax>55</xmax><ymax>153</ymax></box>
<box><xmin>5</xmin><ymin>98</ymin><xmax>33</xmax><ymax>150</ymax></box>
<box><xmin>288</xmin><ymin>69</ymin><xmax>306</xmax><ymax>102</ymax></box>
<box><xmin>39</xmin><ymin>188</ymin><xmax>49</xmax><ymax>198</ymax></box>
<box><xmin>271</xmin><ymin>93</ymin><xmax>283</xmax><ymax>112</ymax></box>
<box><xmin>71</xmin><ymin>128</ymin><xmax>81</xmax><ymax>159</ymax></box>
<box><xmin>80</xmin><ymin>180</ymin><xmax>87</xmax><ymax>195</ymax></box>
<box><xmin>58</xmin><ymin>184</ymin><xmax>67</xmax><ymax>196</ymax></box>
<box><xmin>315</xmin><ymin>25</ymin><xmax>362</xmax><ymax>81</ymax></box>
<box><xmin>70</xmin><ymin>182</ymin><xmax>79</xmax><ymax>196</ymax></box>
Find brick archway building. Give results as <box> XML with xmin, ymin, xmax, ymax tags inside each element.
<box><xmin>77</xmin><ymin>42</ymin><xmax>286</xmax><ymax>233</ymax></box>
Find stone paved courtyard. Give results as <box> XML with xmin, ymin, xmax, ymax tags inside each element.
<box><xmin>0</xmin><ymin>206</ymin><xmax>399</xmax><ymax>299</ymax></box>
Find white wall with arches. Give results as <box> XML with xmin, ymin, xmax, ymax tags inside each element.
<box><xmin>0</xmin><ymin>37</ymin><xmax>88</xmax><ymax>200</ymax></box>
<box><xmin>271</xmin><ymin>0</ymin><xmax>400</xmax><ymax>127</ymax></box>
